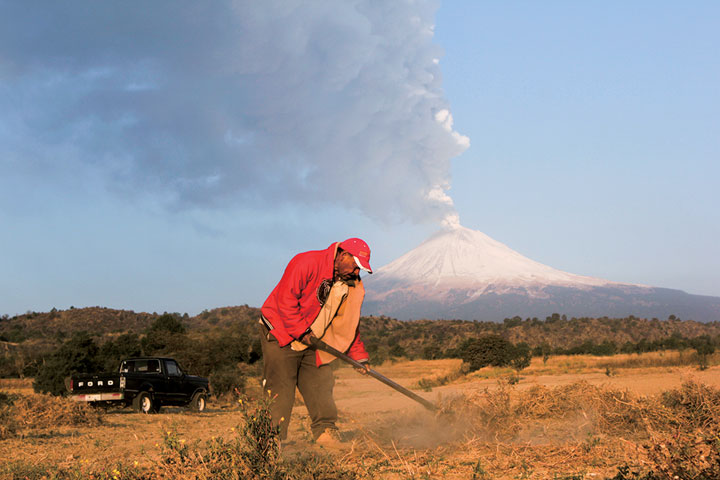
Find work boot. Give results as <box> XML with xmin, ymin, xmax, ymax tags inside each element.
<box><xmin>314</xmin><ymin>428</ymin><xmax>344</xmax><ymax>448</ymax></box>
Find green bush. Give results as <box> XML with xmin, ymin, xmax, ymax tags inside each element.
<box><xmin>142</xmin><ymin>313</ymin><xmax>188</xmax><ymax>353</ymax></box>
<box><xmin>149</xmin><ymin>313</ymin><xmax>187</xmax><ymax>334</ymax></box>
<box><xmin>98</xmin><ymin>333</ymin><xmax>142</xmax><ymax>372</ymax></box>
<box><xmin>422</xmin><ymin>345</ymin><xmax>442</xmax><ymax>360</ymax></box>
<box><xmin>210</xmin><ymin>366</ymin><xmax>247</xmax><ymax>396</ymax></box>
<box><xmin>388</xmin><ymin>344</ymin><xmax>407</xmax><ymax>358</ymax></box>
<box><xmin>458</xmin><ymin>335</ymin><xmax>532</xmax><ymax>373</ymax></box>
<box><xmin>33</xmin><ymin>332</ymin><xmax>102</xmax><ymax>396</ymax></box>
<box><xmin>510</xmin><ymin>342</ymin><xmax>532</xmax><ymax>370</ymax></box>
<box><xmin>458</xmin><ymin>335</ymin><xmax>515</xmax><ymax>372</ymax></box>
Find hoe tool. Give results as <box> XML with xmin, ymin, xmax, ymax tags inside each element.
<box><xmin>306</xmin><ymin>336</ymin><xmax>438</xmax><ymax>412</ymax></box>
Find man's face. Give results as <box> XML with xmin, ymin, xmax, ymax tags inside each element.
<box><xmin>334</xmin><ymin>251</ymin><xmax>360</xmax><ymax>281</ymax></box>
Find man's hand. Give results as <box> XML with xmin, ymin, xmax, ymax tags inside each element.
<box><xmin>354</xmin><ymin>361</ymin><xmax>370</xmax><ymax>375</ymax></box>
<box><xmin>299</xmin><ymin>331</ymin><xmax>317</xmax><ymax>347</ymax></box>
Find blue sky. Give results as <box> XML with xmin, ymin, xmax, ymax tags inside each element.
<box><xmin>1</xmin><ymin>1</ymin><xmax>718</xmax><ymax>317</ymax></box>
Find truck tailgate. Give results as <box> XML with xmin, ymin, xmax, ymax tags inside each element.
<box><xmin>69</xmin><ymin>374</ymin><xmax>122</xmax><ymax>394</ymax></box>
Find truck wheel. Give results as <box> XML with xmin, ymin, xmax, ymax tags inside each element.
<box><xmin>189</xmin><ymin>392</ymin><xmax>207</xmax><ymax>412</ymax></box>
<box><xmin>133</xmin><ymin>392</ymin><xmax>156</xmax><ymax>414</ymax></box>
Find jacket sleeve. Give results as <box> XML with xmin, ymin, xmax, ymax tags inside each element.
<box><xmin>346</xmin><ymin>328</ymin><xmax>369</xmax><ymax>362</ymax></box>
<box><xmin>273</xmin><ymin>256</ymin><xmax>314</xmax><ymax>339</ymax></box>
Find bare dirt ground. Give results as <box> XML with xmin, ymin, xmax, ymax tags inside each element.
<box><xmin>2</xmin><ymin>353</ymin><xmax>719</xmax><ymax>479</ymax></box>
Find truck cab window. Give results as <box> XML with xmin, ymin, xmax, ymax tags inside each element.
<box><xmin>132</xmin><ymin>359</ymin><xmax>160</xmax><ymax>373</ymax></box>
<box><xmin>165</xmin><ymin>360</ymin><xmax>182</xmax><ymax>377</ymax></box>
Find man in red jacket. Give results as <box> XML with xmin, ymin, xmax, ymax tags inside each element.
<box><xmin>259</xmin><ymin>238</ymin><xmax>373</xmax><ymax>445</ymax></box>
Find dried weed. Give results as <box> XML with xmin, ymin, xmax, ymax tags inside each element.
<box><xmin>1</xmin><ymin>392</ymin><xmax>103</xmax><ymax>436</ymax></box>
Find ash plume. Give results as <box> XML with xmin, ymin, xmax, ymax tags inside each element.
<box><xmin>0</xmin><ymin>0</ymin><xmax>468</xmax><ymax>224</ymax></box>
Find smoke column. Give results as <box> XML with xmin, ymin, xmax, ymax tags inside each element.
<box><xmin>0</xmin><ymin>0</ymin><xmax>468</xmax><ymax>224</ymax></box>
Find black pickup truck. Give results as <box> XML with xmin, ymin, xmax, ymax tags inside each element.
<box><xmin>66</xmin><ymin>357</ymin><xmax>209</xmax><ymax>413</ymax></box>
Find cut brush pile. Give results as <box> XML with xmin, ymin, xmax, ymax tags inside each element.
<box><xmin>0</xmin><ymin>391</ymin><xmax>104</xmax><ymax>438</ymax></box>
<box><xmin>355</xmin><ymin>381</ymin><xmax>720</xmax><ymax>479</ymax></box>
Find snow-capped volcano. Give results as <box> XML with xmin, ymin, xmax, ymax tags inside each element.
<box><xmin>373</xmin><ymin>224</ymin><xmax>616</xmax><ymax>292</ymax></box>
<box><xmin>363</xmin><ymin>225</ymin><xmax>720</xmax><ymax>321</ymax></box>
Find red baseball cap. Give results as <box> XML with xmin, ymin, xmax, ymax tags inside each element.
<box><xmin>339</xmin><ymin>238</ymin><xmax>372</xmax><ymax>273</ymax></box>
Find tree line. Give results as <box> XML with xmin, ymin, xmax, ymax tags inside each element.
<box><xmin>2</xmin><ymin>307</ymin><xmax>719</xmax><ymax>397</ymax></box>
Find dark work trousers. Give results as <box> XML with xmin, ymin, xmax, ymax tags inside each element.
<box><xmin>259</xmin><ymin>325</ymin><xmax>338</xmax><ymax>440</ymax></box>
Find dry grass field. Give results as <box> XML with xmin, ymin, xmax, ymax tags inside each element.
<box><xmin>2</xmin><ymin>352</ymin><xmax>720</xmax><ymax>479</ymax></box>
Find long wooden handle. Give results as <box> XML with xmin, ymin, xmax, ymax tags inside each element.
<box><xmin>307</xmin><ymin>336</ymin><xmax>438</xmax><ymax>412</ymax></box>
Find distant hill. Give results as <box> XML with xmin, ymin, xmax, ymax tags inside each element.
<box><xmin>0</xmin><ymin>307</ymin><xmax>157</xmax><ymax>342</ymax></box>
<box><xmin>0</xmin><ymin>306</ymin><xmax>263</xmax><ymax>342</ymax></box>
<box><xmin>188</xmin><ymin>305</ymin><xmax>262</xmax><ymax>333</ymax></box>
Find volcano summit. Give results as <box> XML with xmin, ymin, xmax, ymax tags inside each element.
<box><xmin>363</xmin><ymin>224</ymin><xmax>720</xmax><ymax>321</ymax></box>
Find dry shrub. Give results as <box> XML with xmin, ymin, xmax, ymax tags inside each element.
<box><xmin>516</xmin><ymin>383</ymin><xmax>674</xmax><ymax>437</ymax></box>
<box><xmin>436</xmin><ymin>381</ymin><xmax>720</xmax><ymax>479</ymax></box>
<box><xmin>660</xmin><ymin>380</ymin><xmax>720</xmax><ymax>430</ymax></box>
<box><xmin>633</xmin><ymin>382</ymin><xmax>720</xmax><ymax>479</ymax></box>
<box><xmin>431</xmin><ymin>381</ymin><xmax>720</xmax><ymax>445</ymax></box>
<box><xmin>413</xmin><ymin>364</ymin><xmax>465</xmax><ymax>391</ymax></box>
<box><xmin>643</xmin><ymin>428</ymin><xmax>720</xmax><ymax>480</ymax></box>
<box><xmin>442</xmin><ymin>381</ymin><xmax>521</xmax><ymax>440</ymax></box>
<box><xmin>594</xmin><ymin>381</ymin><xmax>720</xmax><ymax>439</ymax></box>
<box><xmin>591</xmin><ymin>389</ymin><xmax>664</xmax><ymax>436</ymax></box>
<box><xmin>515</xmin><ymin>382</ymin><xmax>593</xmax><ymax>419</ymax></box>
<box><xmin>595</xmin><ymin>350</ymin><xmax>698</xmax><ymax>371</ymax></box>
<box><xmin>0</xmin><ymin>391</ymin><xmax>17</xmax><ymax>439</ymax></box>
<box><xmin>0</xmin><ymin>409</ymin><xmax>15</xmax><ymax>439</ymax></box>
<box><xmin>7</xmin><ymin>393</ymin><xmax>104</xmax><ymax>432</ymax></box>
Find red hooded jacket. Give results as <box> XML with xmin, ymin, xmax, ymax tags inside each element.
<box><xmin>261</xmin><ymin>243</ymin><xmax>369</xmax><ymax>363</ymax></box>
